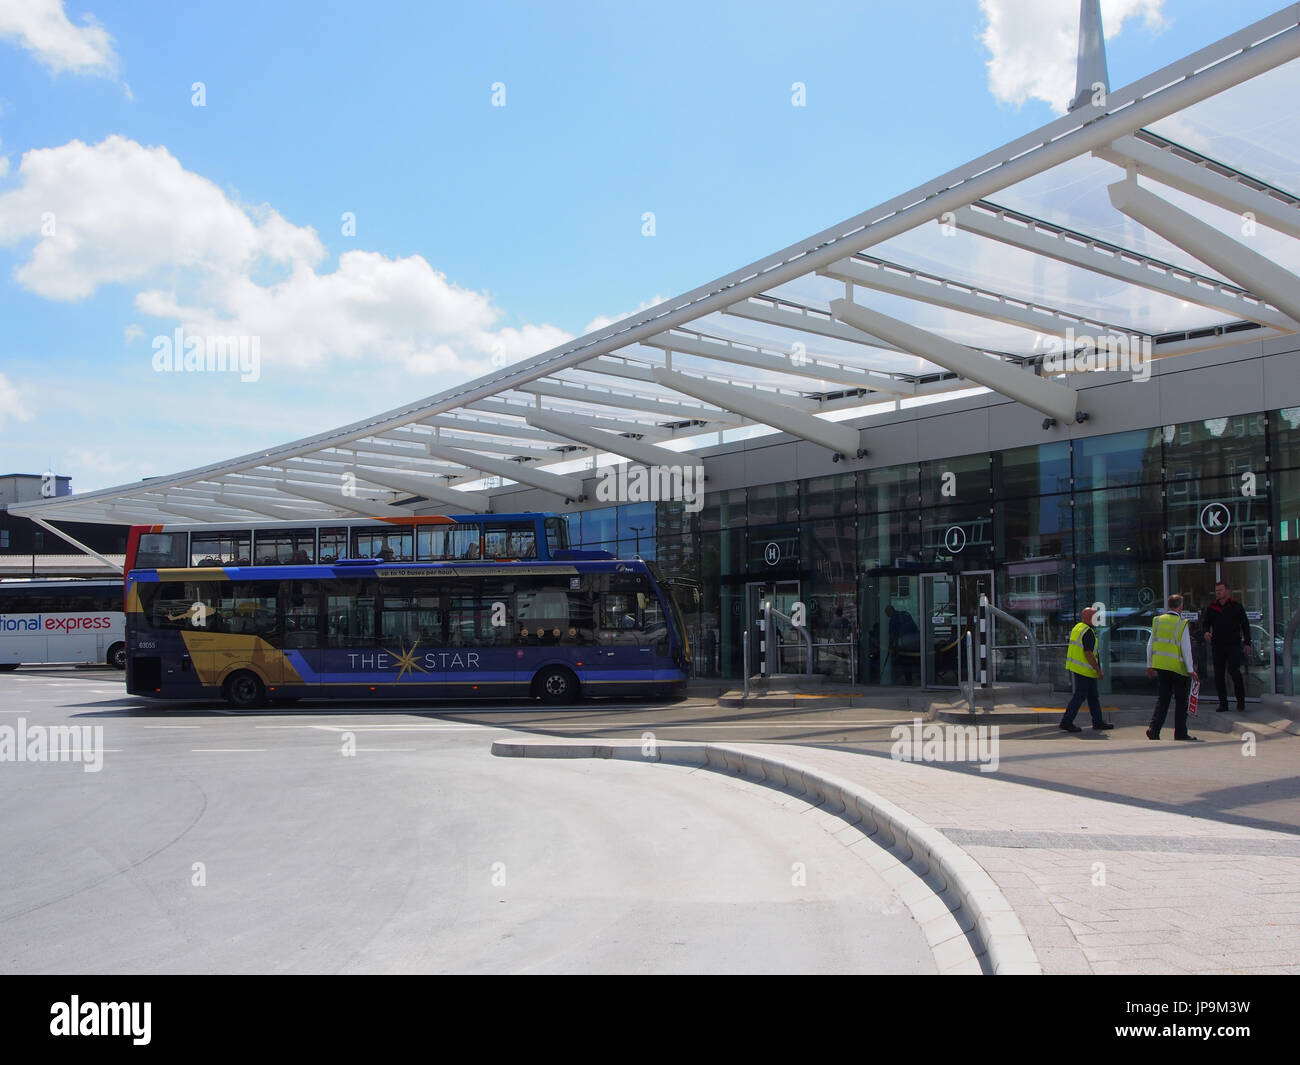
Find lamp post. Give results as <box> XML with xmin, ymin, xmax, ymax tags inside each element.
<box><xmin>629</xmin><ymin>525</ymin><xmax>645</xmax><ymax>556</ymax></box>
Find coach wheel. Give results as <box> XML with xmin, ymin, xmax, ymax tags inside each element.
<box><xmin>534</xmin><ymin>666</ymin><xmax>578</xmax><ymax>704</ymax></box>
<box><xmin>222</xmin><ymin>670</ymin><xmax>266</xmax><ymax>709</ymax></box>
<box><xmin>107</xmin><ymin>643</ymin><xmax>126</xmax><ymax>670</ymax></box>
<box><xmin>0</xmin><ymin>663</ymin><xmax>19</xmax><ymax>671</ymax></box>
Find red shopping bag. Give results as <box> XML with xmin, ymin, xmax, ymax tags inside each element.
<box><xmin>1189</xmin><ymin>676</ymin><xmax>1200</xmax><ymax>716</ymax></box>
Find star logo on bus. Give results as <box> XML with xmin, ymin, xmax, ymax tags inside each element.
<box><xmin>386</xmin><ymin>641</ymin><xmax>428</xmax><ymax>680</ymax></box>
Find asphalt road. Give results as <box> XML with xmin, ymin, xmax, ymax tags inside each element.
<box><xmin>0</xmin><ymin>670</ymin><xmax>935</xmax><ymax>974</ymax></box>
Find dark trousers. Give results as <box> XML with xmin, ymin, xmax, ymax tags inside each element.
<box><xmin>1149</xmin><ymin>670</ymin><xmax>1191</xmax><ymax>738</ymax></box>
<box><xmin>1212</xmin><ymin>644</ymin><xmax>1246</xmax><ymax>709</ymax></box>
<box><xmin>1062</xmin><ymin>672</ymin><xmax>1103</xmax><ymax>728</ymax></box>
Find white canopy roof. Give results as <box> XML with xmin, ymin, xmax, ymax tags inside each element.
<box><xmin>13</xmin><ymin>6</ymin><xmax>1300</xmax><ymax>529</ymax></box>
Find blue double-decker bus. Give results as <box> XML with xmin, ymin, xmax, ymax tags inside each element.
<box><xmin>125</xmin><ymin>557</ymin><xmax>690</xmax><ymax>707</ymax></box>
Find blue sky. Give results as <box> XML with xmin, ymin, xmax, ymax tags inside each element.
<box><xmin>0</xmin><ymin>0</ymin><xmax>1290</xmax><ymax>491</ymax></box>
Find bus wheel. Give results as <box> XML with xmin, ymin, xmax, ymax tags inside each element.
<box><xmin>107</xmin><ymin>643</ymin><xmax>126</xmax><ymax>670</ymax></box>
<box><xmin>534</xmin><ymin>666</ymin><xmax>578</xmax><ymax>704</ymax></box>
<box><xmin>0</xmin><ymin>663</ymin><xmax>19</xmax><ymax>672</ymax></box>
<box><xmin>222</xmin><ymin>670</ymin><xmax>266</xmax><ymax>709</ymax></box>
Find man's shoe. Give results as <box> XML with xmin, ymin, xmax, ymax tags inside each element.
<box><xmin>1059</xmin><ymin>723</ymin><xmax>1083</xmax><ymax>733</ymax></box>
<box><xmin>1216</xmin><ymin>705</ymin><xmax>1229</xmax><ymax>713</ymax></box>
<box><xmin>1174</xmin><ymin>735</ymin><xmax>1201</xmax><ymax>742</ymax></box>
<box><xmin>1146</xmin><ymin>728</ymin><xmax>1159</xmax><ymax>740</ymax></box>
<box><xmin>1092</xmin><ymin>722</ymin><xmax>1115</xmax><ymax>730</ymax></box>
<box><xmin>1237</xmin><ymin>705</ymin><xmax>1247</xmax><ymax>712</ymax></box>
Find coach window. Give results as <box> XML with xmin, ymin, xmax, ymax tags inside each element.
<box><xmin>282</xmin><ymin>581</ymin><xmax>321</xmax><ymax>649</ymax></box>
<box><xmin>485</xmin><ymin>524</ymin><xmax>537</xmax><ymax>559</ymax></box>
<box><xmin>447</xmin><ymin>525</ymin><xmax>481</xmax><ymax>560</ymax></box>
<box><xmin>255</xmin><ymin>529</ymin><xmax>315</xmax><ymax>564</ymax></box>
<box><xmin>191</xmin><ymin>531</ymin><xmax>251</xmax><ymax>567</ymax></box>
<box><xmin>378</xmin><ymin>579</ymin><xmax>445</xmax><ymax>645</ymax></box>
<box><xmin>325</xmin><ymin>579</ymin><xmax>378</xmax><ymax>647</ymax></box>
<box><xmin>516</xmin><ymin>577</ymin><xmax>574</xmax><ymax>645</ymax></box>
<box><xmin>417</xmin><ymin>526</ymin><xmax>452</xmax><ymax>560</ymax></box>
<box><xmin>354</xmin><ymin>527</ymin><xmax>414</xmax><ymax>562</ymax></box>
<box><xmin>215</xmin><ymin>582</ymin><xmax>279</xmax><ymax>642</ymax></box>
<box><xmin>136</xmin><ymin>532</ymin><xmax>188</xmax><ymax>568</ymax></box>
<box><xmin>318</xmin><ymin>528</ymin><xmax>347</xmax><ymax>563</ymax></box>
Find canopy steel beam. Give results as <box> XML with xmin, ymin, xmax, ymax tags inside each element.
<box><xmin>212</xmin><ymin>494</ymin><xmax>330</xmax><ymax>520</ymax></box>
<box><xmin>265</xmin><ymin>481</ymin><xmax>417</xmax><ymax>517</ymax></box>
<box><xmin>524</xmin><ymin>411</ymin><xmax>699</xmax><ymax>469</ymax></box>
<box><xmin>637</xmin><ymin>334</ymin><xmax>918</xmax><ymax>394</ymax></box>
<box><xmin>332</xmin><ymin>467</ymin><xmax>491</xmax><ymax>513</ymax></box>
<box><xmin>27</xmin><ymin>517</ymin><xmax>125</xmax><ymax>573</ymax></box>
<box><xmin>1097</xmin><ymin>133</ymin><xmax>1300</xmax><ymax>241</ymax></box>
<box><xmin>823</xmin><ymin>255</ymin><xmax>1148</xmax><ymax>340</ymax></box>
<box><xmin>424</xmin><ymin>444</ymin><xmax>586</xmax><ymax>501</ymax></box>
<box><xmin>416</xmin><ymin>414</ymin><xmax>575</xmax><ymax>446</ymax></box>
<box><xmin>1107</xmin><ymin>179</ymin><xmax>1300</xmax><ymax>324</ymax></box>
<box><xmin>516</xmin><ymin>380</ymin><xmax>746</xmax><ymax>426</ymax></box>
<box><xmin>955</xmin><ymin>201</ymin><xmax>1297</xmax><ymax>330</ymax></box>
<box><xmin>829</xmin><ymin>298</ymin><xmax>1080</xmax><ymax>425</ymax></box>
<box><xmin>723</xmin><ymin>299</ymin><xmax>899</xmax><ymax>351</ymax></box>
<box><xmin>651</xmin><ymin>367</ymin><xmax>863</xmax><ymax>458</ymax></box>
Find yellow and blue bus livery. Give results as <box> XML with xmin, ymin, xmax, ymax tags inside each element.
<box><xmin>126</xmin><ymin>558</ymin><xmax>689</xmax><ymax>707</ymax></box>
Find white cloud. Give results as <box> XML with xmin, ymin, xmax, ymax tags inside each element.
<box><xmin>123</xmin><ymin>323</ymin><xmax>142</xmax><ymax>342</ymax></box>
<box><xmin>0</xmin><ymin>136</ymin><xmax>324</xmax><ymax>300</ymax></box>
<box><xmin>0</xmin><ymin>134</ymin><xmax>577</xmax><ymax>383</ymax></box>
<box><xmin>0</xmin><ymin>0</ymin><xmax>118</xmax><ymax>77</ymax></box>
<box><xmin>979</xmin><ymin>0</ymin><xmax>1165</xmax><ymax>113</ymax></box>
<box><xmin>0</xmin><ymin>372</ymin><xmax>32</xmax><ymax>427</ymax></box>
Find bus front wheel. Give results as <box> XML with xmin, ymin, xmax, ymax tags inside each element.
<box><xmin>107</xmin><ymin>643</ymin><xmax>126</xmax><ymax>670</ymax></box>
<box><xmin>222</xmin><ymin>670</ymin><xmax>266</xmax><ymax>709</ymax></box>
<box><xmin>534</xmin><ymin>666</ymin><xmax>578</xmax><ymax>704</ymax></box>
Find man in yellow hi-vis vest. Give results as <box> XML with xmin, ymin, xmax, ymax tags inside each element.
<box><xmin>1060</xmin><ymin>606</ymin><xmax>1112</xmax><ymax>732</ymax></box>
<box><xmin>1146</xmin><ymin>594</ymin><xmax>1200</xmax><ymax>742</ymax></box>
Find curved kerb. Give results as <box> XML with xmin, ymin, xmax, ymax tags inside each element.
<box><xmin>491</xmin><ymin>738</ymin><xmax>1041</xmax><ymax>975</ymax></box>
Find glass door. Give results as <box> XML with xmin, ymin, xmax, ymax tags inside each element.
<box><xmin>921</xmin><ymin>573</ymin><xmax>957</xmax><ymax>688</ymax></box>
<box><xmin>1163</xmin><ymin>558</ymin><xmax>1273</xmax><ymax>699</ymax></box>
<box><xmin>862</xmin><ymin>573</ymin><xmax>920</xmax><ymax>686</ymax></box>
<box><xmin>1221</xmin><ymin>557</ymin><xmax>1273</xmax><ymax>699</ymax></box>
<box><xmin>745</xmin><ymin>580</ymin><xmax>800</xmax><ymax>675</ymax></box>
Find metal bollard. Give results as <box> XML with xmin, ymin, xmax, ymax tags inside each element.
<box><xmin>743</xmin><ymin>628</ymin><xmax>750</xmax><ymax>700</ymax></box>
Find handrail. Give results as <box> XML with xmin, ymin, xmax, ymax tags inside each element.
<box><xmin>963</xmin><ymin>630</ymin><xmax>976</xmax><ymax>713</ymax></box>
<box><xmin>981</xmin><ymin>595</ymin><xmax>1041</xmax><ymax>684</ymax></box>
<box><xmin>743</xmin><ymin>628</ymin><xmax>751</xmax><ymax>699</ymax></box>
<box><xmin>1285</xmin><ymin>608</ymin><xmax>1300</xmax><ymax>697</ymax></box>
<box><xmin>763</xmin><ymin>600</ymin><xmax>813</xmax><ymax>674</ymax></box>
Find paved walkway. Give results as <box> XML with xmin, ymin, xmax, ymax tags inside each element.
<box><xmin>763</xmin><ymin>735</ymin><xmax>1300</xmax><ymax>974</ymax></box>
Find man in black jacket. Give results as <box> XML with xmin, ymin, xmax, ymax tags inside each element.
<box><xmin>1201</xmin><ymin>581</ymin><xmax>1251</xmax><ymax>712</ymax></box>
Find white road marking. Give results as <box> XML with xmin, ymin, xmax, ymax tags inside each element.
<box><xmin>142</xmin><ymin>725</ymin><xmax>202</xmax><ymax>729</ymax></box>
<box><xmin>190</xmin><ymin>748</ymin><xmax>268</xmax><ymax>753</ymax></box>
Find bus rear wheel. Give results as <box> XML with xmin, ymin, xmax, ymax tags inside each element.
<box><xmin>222</xmin><ymin>670</ymin><xmax>266</xmax><ymax>709</ymax></box>
<box><xmin>107</xmin><ymin>643</ymin><xmax>126</xmax><ymax>670</ymax></box>
<box><xmin>0</xmin><ymin>663</ymin><xmax>18</xmax><ymax>671</ymax></box>
<box><xmin>533</xmin><ymin>666</ymin><xmax>578</xmax><ymax>704</ymax></box>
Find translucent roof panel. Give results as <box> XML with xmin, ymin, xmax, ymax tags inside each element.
<box><xmin>1149</xmin><ymin>57</ymin><xmax>1300</xmax><ymax>200</ymax></box>
<box><xmin>991</xmin><ymin>153</ymin><xmax>1241</xmax><ymax>285</ymax></box>
<box><xmin>844</xmin><ymin>220</ymin><xmax>1239</xmax><ymax>338</ymax></box>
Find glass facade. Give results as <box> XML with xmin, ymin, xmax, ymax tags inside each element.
<box><xmin>568</xmin><ymin>408</ymin><xmax>1293</xmax><ymax>696</ymax></box>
